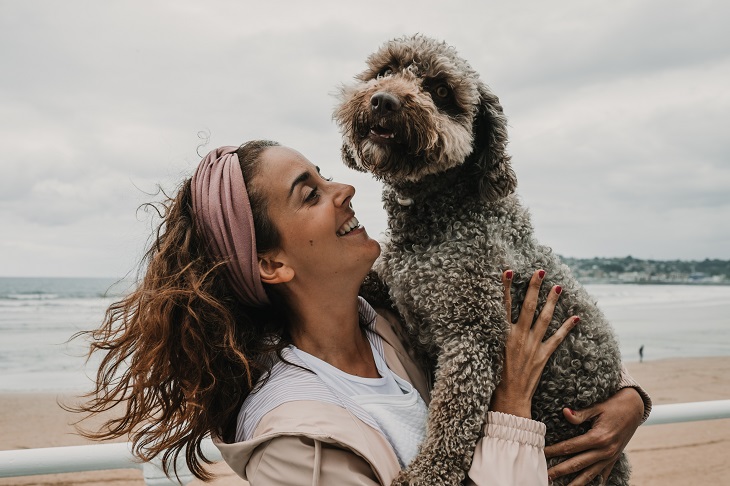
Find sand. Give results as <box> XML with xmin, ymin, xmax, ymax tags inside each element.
<box><xmin>622</xmin><ymin>357</ymin><xmax>730</xmax><ymax>485</ymax></box>
<box><xmin>1</xmin><ymin>357</ymin><xmax>729</xmax><ymax>485</ymax></box>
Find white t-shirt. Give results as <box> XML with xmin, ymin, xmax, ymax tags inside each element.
<box><xmin>291</xmin><ymin>334</ymin><xmax>428</xmax><ymax>466</ymax></box>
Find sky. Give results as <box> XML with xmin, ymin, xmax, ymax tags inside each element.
<box><xmin>1</xmin><ymin>0</ymin><xmax>728</xmax><ymax>277</ymax></box>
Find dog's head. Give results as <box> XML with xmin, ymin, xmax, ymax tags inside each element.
<box><xmin>334</xmin><ymin>35</ymin><xmax>516</xmax><ymax>201</ymax></box>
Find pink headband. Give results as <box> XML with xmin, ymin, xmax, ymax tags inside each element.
<box><xmin>191</xmin><ymin>146</ymin><xmax>270</xmax><ymax>307</ymax></box>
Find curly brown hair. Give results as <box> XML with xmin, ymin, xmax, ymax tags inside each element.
<box><xmin>72</xmin><ymin>141</ymin><xmax>287</xmax><ymax>480</ymax></box>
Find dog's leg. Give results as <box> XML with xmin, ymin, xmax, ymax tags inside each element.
<box><xmin>392</xmin><ymin>332</ymin><xmax>502</xmax><ymax>486</ymax></box>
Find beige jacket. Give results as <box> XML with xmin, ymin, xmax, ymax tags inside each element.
<box><xmin>214</xmin><ymin>306</ymin><xmax>649</xmax><ymax>485</ymax></box>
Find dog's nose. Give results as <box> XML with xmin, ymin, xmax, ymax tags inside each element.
<box><xmin>370</xmin><ymin>92</ymin><xmax>401</xmax><ymax>116</ymax></box>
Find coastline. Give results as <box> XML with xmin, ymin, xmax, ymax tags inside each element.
<box><xmin>1</xmin><ymin>356</ymin><xmax>729</xmax><ymax>485</ymax></box>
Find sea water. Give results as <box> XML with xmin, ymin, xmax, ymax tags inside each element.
<box><xmin>586</xmin><ymin>284</ymin><xmax>730</xmax><ymax>362</ymax></box>
<box><xmin>1</xmin><ymin>277</ymin><xmax>729</xmax><ymax>392</ymax></box>
<box><xmin>0</xmin><ymin>277</ymin><xmax>128</xmax><ymax>392</ymax></box>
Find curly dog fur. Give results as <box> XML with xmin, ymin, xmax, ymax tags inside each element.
<box><xmin>334</xmin><ymin>35</ymin><xmax>629</xmax><ymax>486</ymax></box>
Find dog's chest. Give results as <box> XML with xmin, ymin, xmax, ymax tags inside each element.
<box><xmin>381</xmin><ymin>194</ymin><xmax>533</xmax><ymax>269</ymax></box>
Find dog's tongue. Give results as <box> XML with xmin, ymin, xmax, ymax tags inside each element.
<box><xmin>371</xmin><ymin>125</ymin><xmax>394</xmax><ymax>139</ymax></box>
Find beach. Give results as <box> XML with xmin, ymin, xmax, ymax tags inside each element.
<box><xmin>1</xmin><ymin>357</ymin><xmax>729</xmax><ymax>485</ymax></box>
<box><xmin>622</xmin><ymin>357</ymin><xmax>730</xmax><ymax>485</ymax></box>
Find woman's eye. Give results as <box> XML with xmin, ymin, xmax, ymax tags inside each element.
<box><xmin>435</xmin><ymin>85</ymin><xmax>450</xmax><ymax>98</ymax></box>
<box><xmin>305</xmin><ymin>187</ymin><xmax>320</xmax><ymax>202</ymax></box>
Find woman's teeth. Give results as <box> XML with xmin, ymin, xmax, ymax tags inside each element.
<box><xmin>337</xmin><ymin>216</ymin><xmax>360</xmax><ymax>236</ymax></box>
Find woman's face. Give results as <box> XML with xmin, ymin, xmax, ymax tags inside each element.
<box><xmin>253</xmin><ymin>146</ymin><xmax>381</xmax><ymax>287</ymax></box>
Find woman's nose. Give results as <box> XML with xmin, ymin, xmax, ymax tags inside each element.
<box><xmin>333</xmin><ymin>183</ymin><xmax>355</xmax><ymax>208</ymax></box>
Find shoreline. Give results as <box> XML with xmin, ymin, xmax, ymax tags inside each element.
<box><xmin>2</xmin><ymin>356</ymin><xmax>729</xmax><ymax>485</ymax></box>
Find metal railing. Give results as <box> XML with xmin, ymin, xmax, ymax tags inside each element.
<box><xmin>0</xmin><ymin>439</ymin><xmax>222</xmax><ymax>485</ymax></box>
<box><xmin>1</xmin><ymin>399</ymin><xmax>729</xmax><ymax>485</ymax></box>
<box><xmin>641</xmin><ymin>399</ymin><xmax>730</xmax><ymax>426</ymax></box>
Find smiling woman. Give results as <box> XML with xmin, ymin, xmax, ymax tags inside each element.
<box><xmin>73</xmin><ymin>140</ymin><xmax>648</xmax><ymax>485</ymax></box>
<box><xmin>253</xmin><ymin>146</ymin><xmax>381</xmax><ymax>305</ymax></box>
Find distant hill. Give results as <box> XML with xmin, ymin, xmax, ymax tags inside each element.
<box><xmin>560</xmin><ymin>256</ymin><xmax>730</xmax><ymax>285</ymax></box>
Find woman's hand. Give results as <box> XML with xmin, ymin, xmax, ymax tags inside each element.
<box><xmin>544</xmin><ymin>387</ymin><xmax>645</xmax><ymax>485</ymax></box>
<box><xmin>490</xmin><ymin>269</ymin><xmax>579</xmax><ymax>419</ymax></box>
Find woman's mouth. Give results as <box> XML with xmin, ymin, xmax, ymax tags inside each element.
<box><xmin>337</xmin><ymin>216</ymin><xmax>361</xmax><ymax>236</ymax></box>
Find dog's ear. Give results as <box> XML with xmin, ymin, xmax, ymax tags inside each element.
<box><xmin>341</xmin><ymin>144</ymin><xmax>366</xmax><ymax>173</ymax></box>
<box><xmin>468</xmin><ymin>83</ymin><xmax>517</xmax><ymax>201</ymax></box>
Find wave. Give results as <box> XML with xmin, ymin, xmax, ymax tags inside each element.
<box><xmin>0</xmin><ymin>277</ymin><xmax>131</xmax><ymax>301</ymax></box>
<box><xmin>2</xmin><ymin>292</ymin><xmax>61</xmax><ymax>300</ymax></box>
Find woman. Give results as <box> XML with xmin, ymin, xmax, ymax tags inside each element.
<box><xmin>79</xmin><ymin>141</ymin><xmax>649</xmax><ymax>485</ymax></box>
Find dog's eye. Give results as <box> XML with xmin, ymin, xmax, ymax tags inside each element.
<box><xmin>434</xmin><ymin>85</ymin><xmax>450</xmax><ymax>98</ymax></box>
<box><xmin>377</xmin><ymin>68</ymin><xmax>393</xmax><ymax>79</ymax></box>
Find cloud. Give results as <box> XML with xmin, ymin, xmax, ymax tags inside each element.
<box><xmin>0</xmin><ymin>0</ymin><xmax>727</xmax><ymax>276</ymax></box>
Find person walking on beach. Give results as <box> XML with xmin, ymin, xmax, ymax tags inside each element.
<box><xmin>77</xmin><ymin>141</ymin><xmax>650</xmax><ymax>485</ymax></box>
<box><xmin>640</xmin><ymin>345</ymin><xmax>645</xmax><ymax>363</ymax></box>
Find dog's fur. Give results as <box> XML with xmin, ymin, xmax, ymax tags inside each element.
<box><xmin>334</xmin><ymin>35</ymin><xmax>629</xmax><ymax>486</ymax></box>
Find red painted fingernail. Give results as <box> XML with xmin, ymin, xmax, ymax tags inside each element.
<box><xmin>573</xmin><ymin>316</ymin><xmax>581</xmax><ymax>324</ymax></box>
<box><xmin>555</xmin><ymin>285</ymin><xmax>562</xmax><ymax>295</ymax></box>
<box><xmin>506</xmin><ymin>270</ymin><xmax>513</xmax><ymax>280</ymax></box>
<box><xmin>538</xmin><ymin>270</ymin><xmax>545</xmax><ymax>279</ymax></box>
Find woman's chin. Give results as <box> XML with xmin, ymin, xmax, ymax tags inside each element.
<box><xmin>366</xmin><ymin>237</ymin><xmax>382</xmax><ymax>265</ymax></box>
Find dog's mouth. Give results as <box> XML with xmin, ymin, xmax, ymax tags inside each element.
<box><xmin>369</xmin><ymin>124</ymin><xmax>396</xmax><ymax>142</ymax></box>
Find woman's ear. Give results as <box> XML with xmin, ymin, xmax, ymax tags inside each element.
<box><xmin>258</xmin><ymin>253</ymin><xmax>295</xmax><ymax>284</ymax></box>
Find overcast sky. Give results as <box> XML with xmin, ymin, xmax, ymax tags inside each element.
<box><xmin>1</xmin><ymin>0</ymin><xmax>728</xmax><ymax>277</ymax></box>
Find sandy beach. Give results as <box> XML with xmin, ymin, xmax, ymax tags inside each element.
<box><xmin>1</xmin><ymin>356</ymin><xmax>729</xmax><ymax>485</ymax></box>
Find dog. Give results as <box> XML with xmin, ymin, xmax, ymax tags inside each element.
<box><xmin>334</xmin><ymin>35</ymin><xmax>630</xmax><ymax>486</ymax></box>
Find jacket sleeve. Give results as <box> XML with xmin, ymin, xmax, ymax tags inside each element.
<box><xmin>246</xmin><ymin>435</ymin><xmax>381</xmax><ymax>486</ymax></box>
<box><xmin>466</xmin><ymin>412</ymin><xmax>548</xmax><ymax>486</ymax></box>
<box><xmin>619</xmin><ymin>365</ymin><xmax>652</xmax><ymax>423</ymax></box>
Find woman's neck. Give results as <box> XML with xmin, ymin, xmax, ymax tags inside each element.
<box><xmin>285</xmin><ymin>288</ymin><xmax>379</xmax><ymax>378</ymax></box>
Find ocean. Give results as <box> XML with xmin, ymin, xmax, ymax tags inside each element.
<box><xmin>1</xmin><ymin>277</ymin><xmax>729</xmax><ymax>392</ymax></box>
<box><xmin>0</xmin><ymin>277</ymin><xmax>128</xmax><ymax>393</ymax></box>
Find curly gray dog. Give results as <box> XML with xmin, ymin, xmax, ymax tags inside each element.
<box><xmin>334</xmin><ymin>35</ymin><xmax>630</xmax><ymax>486</ymax></box>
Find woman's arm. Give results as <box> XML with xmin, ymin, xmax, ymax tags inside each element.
<box><xmin>490</xmin><ymin>269</ymin><xmax>580</xmax><ymax>418</ymax></box>
<box><xmin>618</xmin><ymin>365</ymin><xmax>653</xmax><ymax>422</ymax></box>
<box><xmin>487</xmin><ymin>269</ymin><xmax>650</xmax><ymax>486</ymax></box>
<box><xmin>467</xmin><ymin>411</ymin><xmax>549</xmax><ymax>486</ymax></box>
<box><xmin>544</xmin><ymin>379</ymin><xmax>648</xmax><ymax>484</ymax></box>
<box><xmin>468</xmin><ymin>269</ymin><xmax>578</xmax><ymax>485</ymax></box>
<box><xmin>543</xmin><ymin>345</ymin><xmax>652</xmax><ymax>484</ymax></box>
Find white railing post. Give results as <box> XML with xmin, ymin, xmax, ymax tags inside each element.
<box><xmin>0</xmin><ymin>442</ymin><xmax>201</xmax><ymax>485</ymax></box>
<box><xmin>0</xmin><ymin>442</ymin><xmax>139</xmax><ymax>476</ymax></box>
